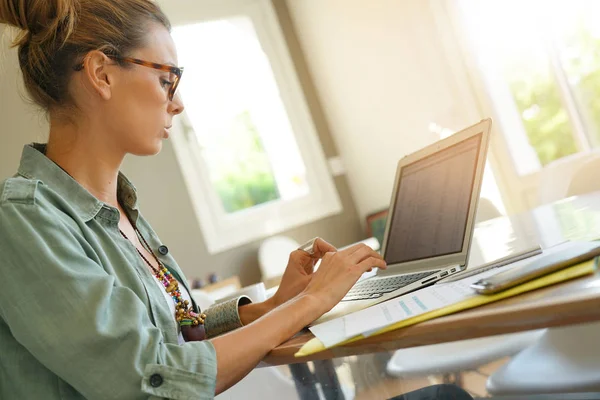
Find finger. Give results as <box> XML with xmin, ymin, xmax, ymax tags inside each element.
<box><xmin>338</xmin><ymin>243</ymin><xmax>364</xmax><ymax>256</ymax></box>
<box><xmin>288</xmin><ymin>249</ymin><xmax>313</xmax><ymax>271</ymax></box>
<box><xmin>347</xmin><ymin>245</ymin><xmax>384</xmax><ymax>264</ymax></box>
<box><xmin>340</xmin><ymin>243</ymin><xmax>384</xmax><ymax>260</ymax></box>
<box><xmin>312</xmin><ymin>238</ymin><xmax>337</xmax><ymax>259</ymax></box>
<box><xmin>356</xmin><ymin>257</ymin><xmax>387</xmax><ymax>273</ymax></box>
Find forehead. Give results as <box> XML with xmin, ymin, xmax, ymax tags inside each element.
<box><xmin>134</xmin><ymin>23</ymin><xmax>179</xmax><ymax>67</ymax></box>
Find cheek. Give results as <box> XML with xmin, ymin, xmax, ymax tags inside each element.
<box><xmin>116</xmin><ymin>76</ymin><xmax>168</xmax><ymax>132</ymax></box>
<box><xmin>133</xmin><ymin>74</ymin><xmax>168</xmax><ymax>110</ymax></box>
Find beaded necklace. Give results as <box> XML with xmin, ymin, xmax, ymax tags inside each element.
<box><xmin>48</xmin><ymin>158</ymin><xmax>207</xmax><ymax>341</ymax></box>
<box><xmin>119</xmin><ymin>226</ymin><xmax>207</xmax><ymax>341</ymax></box>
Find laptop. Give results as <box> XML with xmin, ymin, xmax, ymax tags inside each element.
<box><xmin>314</xmin><ymin>118</ymin><xmax>492</xmax><ymax>324</ymax></box>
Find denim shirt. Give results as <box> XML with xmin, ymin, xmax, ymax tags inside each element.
<box><xmin>0</xmin><ymin>144</ymin><xmax>248</xmax><ymax>400</ymax></box>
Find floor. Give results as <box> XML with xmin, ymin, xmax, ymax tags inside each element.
<box><xmin>344</xmin><ymin>354</ymin><xmax>511</xmax><ymax>399</ymax></box>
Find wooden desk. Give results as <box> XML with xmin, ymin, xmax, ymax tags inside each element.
<box><xmin>266</xmin><ymin>272</ymin><xmax>600</xmax><ymax>365</ymax></box>
<box><xmin>264</xmin><ymin>192</ymin><xmax>600</xmax><ymax>366</ymax></box>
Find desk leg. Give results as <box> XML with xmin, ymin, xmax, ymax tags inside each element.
<box><xmin>289</xmin><ymin>360</ymin><xmax>345</xmax><ymax>400</ymax></box>
<box><xmin>313</xmin><ymin>359</ymin><xmax>345</xmax><ymax>400</ymax></box>
<box><xmin>289</xmin><ymin>362</ymin><xmax>320</xmax><ymax>400</ymax></box>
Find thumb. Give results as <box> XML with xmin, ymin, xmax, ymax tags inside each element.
<box><xmin>289</xmin><ymin>249</ymin><xmax>313</xmax><ymax>269</ymax></box>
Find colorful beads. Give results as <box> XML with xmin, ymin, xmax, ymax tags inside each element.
<box><xmin>119</xmin><ymin>227</ymin><xmax>206</xmax><ymax>329</ymax></box>
<box><xmin>155</xmin><ymin>268</ymin><xmax>204</xmax><ymax>327</ymax></box>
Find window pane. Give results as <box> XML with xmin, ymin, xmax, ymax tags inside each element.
<box><xmin>554</xmin><ymin>1</ymin><xmax>600</xmax><ymax>147</ymax></box>
<box><xmin>172</xmin><ymin>18</ymin><xmax>309</xmax><ymax>214</ymax></box>
<box><xmin>459</xmin><ymin>0</ymin><xmax>579</xmax><ymax>168</ymax></box>
<box><xmin>504</xmin><ymin>47</ymin><xmax>577</xmax><ymax>166</ymax></box>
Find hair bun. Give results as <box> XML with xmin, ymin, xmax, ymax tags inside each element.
<box><xmin>0</xmin><ymin>0</ymin><xmax>77</xmax><ymax>45</ymax></box>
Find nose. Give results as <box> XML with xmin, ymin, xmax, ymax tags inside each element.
<box><xmin>168</xmin><ymin>93</ymin><xmax>185</xmax><ymax>116</ymax></box>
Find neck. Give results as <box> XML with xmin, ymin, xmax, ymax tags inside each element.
<box><xmin>45</xmin><ymin>118</ymin><xmax>125</xmax><ymax>209</ymax></box>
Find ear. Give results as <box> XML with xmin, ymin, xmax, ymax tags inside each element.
<box><xmin>81</xmin><ymin>50</ymin><xmax>113</xmax><ymax>100</ymax></box>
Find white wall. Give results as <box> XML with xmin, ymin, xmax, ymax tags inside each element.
<box><xmin>0</xmin><ymin>29</ymin><xmax>49</xmax><ymax>174</ymax></box>
<box><xmin>285</xmin><ymin>0</ymin><xmax>484</xmax><ymax>220</ymax></box>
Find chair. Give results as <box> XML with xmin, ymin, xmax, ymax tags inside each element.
<box><xmin>258</xmin><ymin>236</ymin><xmax>300</xmax><ymax>288</ymax></box>
<box><xmin>386</xmin><ymin>331</ymin><xmax>544</xmax><ymax>384</ymax></box>
<box><xmin>475</xmin><ymin>197</ymin><xmax>502</xmax><ymax>223</ymax></box>
<box><xmin>567</xmin><ymin>154</ymin><xmax>600</xmax><ymax>197</ymax></box>
<box><xmin>538</xmin><ymin>151</ymin><xmax>600</xmax><ymax>205</ymax></box>
<box><xmin>486</xmin><ymin>322</ymin><xmax>600</xmax><ymax>395</ymax></box>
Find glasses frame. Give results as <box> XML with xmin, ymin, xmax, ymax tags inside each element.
<box><xmin>110</xmin><ymin>56</ymin><xmax>183</xmax><ymax>101</ymax></box>
<box><xmin>74</xmin><ymin>55</ymin><xmax>184</xmax><ymax>101</ymax></box>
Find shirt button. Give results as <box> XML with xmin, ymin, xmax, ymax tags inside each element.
<box><xmin>149</xmin><ymin>373</ymin><xmax>163</xmax><ymax>388</ymax></box>
<box><xmin>158</xmin><ymin>245</ymin><xmax>169</xmax><ymax>255</ymax></box>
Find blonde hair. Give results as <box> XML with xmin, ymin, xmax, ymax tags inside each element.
<box><xmin>0</xmin><ymin>0</ymin><xmax>171</xmax><ymax>111</ymax></box>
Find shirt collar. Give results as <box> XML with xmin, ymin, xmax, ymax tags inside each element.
<box><xmin>17</xmin><ymin>143</ymin><xmax>139</xmax><ymax>222</ymax></box>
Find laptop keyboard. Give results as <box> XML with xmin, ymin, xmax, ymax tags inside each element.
<box><xmin>341</xmin><ymin>270</ymin><xmax>441</xmax><ymax>302</ymax></box>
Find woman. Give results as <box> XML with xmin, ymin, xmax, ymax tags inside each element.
<box><xmin>0</xmin><ymin>1</ymin><xmax>471</xmax><ymax>399</ymax></box>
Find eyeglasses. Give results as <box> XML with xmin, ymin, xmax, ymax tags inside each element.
<box><xmin>74</xmin><ymin>55</ymin><xmax>184</xmax><ymax>101</ymax></box>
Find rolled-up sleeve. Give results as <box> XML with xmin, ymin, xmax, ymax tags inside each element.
<box><xmin>0</xmin><ymin>183</ymin><xmax>217</xmax><ymax>400</ymax></box>
<box><xmin>204</xmin><ymin>296</ymin><xmax>251</xmax><ymax>338</ymax></box>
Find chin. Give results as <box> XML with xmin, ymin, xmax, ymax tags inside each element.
<box><xmin>147</xmin><ymin>141</ymin><xmax>164</xmax><ymax>156</ymax></box>
<box><xmin>130</xmin><ymin>140</ymin><xmax>163</xmax><ymax>157</ymax></box>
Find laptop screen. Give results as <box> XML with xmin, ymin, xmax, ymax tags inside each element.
<box><xmin>384</xmin><ymin>133</ymin><xmax>483</xmax><ymax>265</ymax></box>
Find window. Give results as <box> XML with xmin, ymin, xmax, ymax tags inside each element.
<box><xmin>168</xmin><ymin>0</ymin><xmax>341</xmax><ymax>254</ymax></box>
<box><xmin>457</xmin><ymin>0</ymin><xmax>600</xmax><ymax>175</ymax></box>
<box><xmin>428</xmin><ymin>123</ymin><xmax>507</xmax><ymax>217</ymax></box>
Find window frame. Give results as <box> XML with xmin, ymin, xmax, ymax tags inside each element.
<box><xmin>453</xmin><ymin>0</ymin><xmax>597</xmax><ymax>174</ymax></box>
<box><xmin>163</xmin><ymin>0</ymin><xmax>342</xmax><ymax>254</ymax></box>
<box><xmin>428</xmin><ymin>0</ymin><xmax>600</xmax><ymax>212</ymax></box>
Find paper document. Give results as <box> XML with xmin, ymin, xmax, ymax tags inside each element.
<box><xmin>308</xmin><ymin>316</ymin><xmax>348</xmax><ymax>348</ymax></box>
<box><xmin>308</xmin><ymin>241</ymin><xmax>576</xmax><ymax>348</ymax></box>
<box><xmin>309</xmin><ymin>261</ymin><xmax>513</xmax><ymax>347</ymax></box>
<box><xmin>344</xmin><ymin>266</ymin><xmax>502</xmax><ymax>337</ymax></box>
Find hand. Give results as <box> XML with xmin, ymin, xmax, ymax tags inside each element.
<box><xmin>300</xmin><ymin>243</ymin><xmax>387</xmax><ymax>318</ymax></box>
<box><xmin>270</xmin><ymin>238</ymin><xmax>337</xmax><ymax>309</ymax></box>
